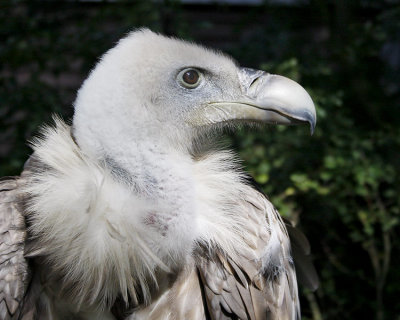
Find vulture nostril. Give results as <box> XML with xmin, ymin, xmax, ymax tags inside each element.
<box><xmin>249</xmin><ymin>76</ymin><xmax>261</xmax><ymax>89</ymax></box>
<box><xmin>238</xmin><ymin>67</ymin><xmax>266</xmax><ymax>93</ymax></box>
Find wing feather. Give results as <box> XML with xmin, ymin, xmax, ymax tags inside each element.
<box><xmin>196</xmin><ymin>192</ymin><xmax>302</xmax><ymax>320</ymax></box>
<box><xmin>285</xmin><ymin>220</ymin><xmax>319</xmax><ymax>292</ymax></box>
<box><xmin>246</xmin><ymin>176</ymin><xmax>318</xmax><ymax>293</ymax></box>
<box><xmin>0</xmin><ymin>177</ymin><xmax>30</xmax><ymax>319</ymax></box>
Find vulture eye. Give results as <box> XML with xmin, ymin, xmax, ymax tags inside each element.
<box><xmin>178</xmin><ymin>68</ymin><xmax>202</xmax><ymax>88</ymax></box>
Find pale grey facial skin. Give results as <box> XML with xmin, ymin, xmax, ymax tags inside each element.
<box><xmin>154</xmin><ymin>65</ymin><xmax>316</xmax><ymax>138</ymax></box>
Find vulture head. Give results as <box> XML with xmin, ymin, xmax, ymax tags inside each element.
<box><xmin>73</xmin><ymin>29</ymin><xmax>315</xmax><ymax>161</ymax></box>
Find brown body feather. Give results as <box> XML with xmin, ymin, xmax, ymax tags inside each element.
<box><xmin>0</xmin><ymin>162</ymin><xmax>317</xmax><ymax>320</ymax></box>
<box><xmin>0</xmin><ymin>148</ymin><xmax>318</xmax><ymax>319</ymax></box>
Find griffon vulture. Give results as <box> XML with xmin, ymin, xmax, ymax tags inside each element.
<box><xmin>0</xmin><ymin>29</ymin><xmax>318</xmax><ymax>320</ymax></box>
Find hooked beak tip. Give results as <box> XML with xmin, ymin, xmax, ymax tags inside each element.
<box><xmin>304</xmin><ymin>112</ymin><xmax>316</xmax><ymax>135</ymax></box>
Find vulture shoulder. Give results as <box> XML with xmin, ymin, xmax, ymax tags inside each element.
<box><xmin>128</xmin><ymin>186</ymin><xmax>318</xmax><ymax>320</ymax></box>
<box><xmin>195</xmin><ymin>192</ymin><xmax>300</xmax><ymax>320</ymax></box>
<box><xmin>0</xmin><ymin>176</ymin><xmax>30</xmax><ymax>319</ymax></box>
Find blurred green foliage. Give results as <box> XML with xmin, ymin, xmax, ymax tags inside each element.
<box><xmin>1</xmin><ymin>1</ymin><xmax>399</xmax><ymax>319</ymax></box>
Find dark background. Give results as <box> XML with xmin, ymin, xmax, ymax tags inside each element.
<box><xmin>1</xmin><ymin>0</ymin><xmax>399</xmax><ymax>319</ymax></box>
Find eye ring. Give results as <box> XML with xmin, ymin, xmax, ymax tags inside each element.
<box><xmin>178</xmin><ymin>68</ymin><xmax>202</xmax><ymax>89</ymax></box>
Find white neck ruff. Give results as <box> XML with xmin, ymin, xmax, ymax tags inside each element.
<box><xmin>22</xmin><ymin>118</ymin><xmax>282</xmax><ymax>311</ymax></box>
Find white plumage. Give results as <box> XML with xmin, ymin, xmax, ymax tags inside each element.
<box><xmin>0</xmin><ymin>29</ymin><xmax>317</xmax><ymax>319</ymax></box>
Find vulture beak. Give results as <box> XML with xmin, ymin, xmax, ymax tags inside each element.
<box><xmin>195</xmin><ymin>68</ymin><xmax>316</xmax><ymax>134</ymax></box>
<box><xmin>237</xmin><ymin>68</ymin><xmax>316</xmax><ymax>134</ymax></box>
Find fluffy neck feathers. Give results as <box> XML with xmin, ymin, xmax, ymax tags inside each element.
<box><xmin>22</xmin><ymin>119</ymin><xmax>258</xmax><ymax>309</ymax></box>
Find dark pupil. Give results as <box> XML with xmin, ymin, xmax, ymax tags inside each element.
<box><xmin>183</xmin><ymin>70</ymin><xmax>199</xmax><ymax>85</ymax></box>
